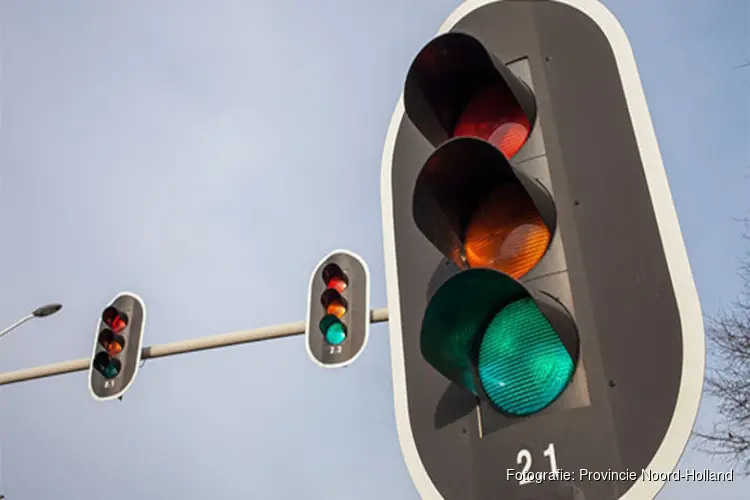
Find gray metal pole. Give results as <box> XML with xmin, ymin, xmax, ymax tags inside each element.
<box><xmin>0</xmin><ymin>315</ymin><xmax>34</xmax><ymax>340</ymax></box>
<box><xmin>0</xmin><ymin>308</ymin><xmax>389</xmax><ymax>386</ymax></box>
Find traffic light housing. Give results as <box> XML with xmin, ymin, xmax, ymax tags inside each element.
<box><xmin>381</xmin><ymin>1</ymin><xmax>704</xmax><ymax>499</ymax></box>
<box><xmin>306</xmin><ymin>249</ymin><xmax>370</xmax><ymax>368</ymax></box>
<box><xmin>88</xmin><ymin>292</ymin><xmax>146</xmax><ymax>401</ymax></box>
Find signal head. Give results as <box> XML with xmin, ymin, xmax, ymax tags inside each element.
<box><xmin>306</xmin><ymin>250</ymin><xmax>370</xmax><ymax>368</ymax></box>
<box><xmin>382</xmin><ymin>2</ymin><xmax>704</xmax><ymax>499</ymax></box>
<box><xmin>89</xmin><ymin>292</ymin><xmax>147</xmax><ymax>402</ymax></box>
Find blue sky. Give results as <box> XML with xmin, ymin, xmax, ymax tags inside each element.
<box><xmin>0</xmin><ymin>0</ymin><xmax>747</xmax><ymax>499</ymax></box>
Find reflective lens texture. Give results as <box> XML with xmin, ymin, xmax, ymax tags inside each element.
<box><xmin>478</xmin><ymin>297</ymin><xmax>574</xmax><ymax>416</ymax></box>
<box><xmin>463</xmin><ymin>183</ymin><xmax>550</xmax><ymax>279</ymax></box>
<box><xmin>453</xmin><ymin>85</ymin><xmax>531</xmax><ymax>159</ymax></box>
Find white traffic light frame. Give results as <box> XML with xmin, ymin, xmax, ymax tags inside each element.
<box><xmin>305</xmin><ymin>249</ymin><xmax>371</xmax><ymax>369</ymax></box>
<box><xmin>380</xmin><ymin>1</ymin><xmax>705</xmax><ymax>499</ymax></box>
<box><xmin>88</xmin><ymin>291</ymin><xmax>147</xmax><ymax>402</ymax></box>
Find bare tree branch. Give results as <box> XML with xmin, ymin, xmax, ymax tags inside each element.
<box><xmin>693</xmin><ymin>223</ymin><xmax>750</xmax><ymax>474</ymax></box>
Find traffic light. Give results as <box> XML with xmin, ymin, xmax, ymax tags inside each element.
<box><xmin>380</xmin><ymin>1</ymin><xmax>704</xmax><ymax>499</ymax></box>
<box><xmin>88</xmin><ymin>292</ymin><xmax>146</xmax><ymax>401</ymax></box>
<box><xmin>306</xmin><ymin>249</ymin><xmax>370</xmax><ymax>368</ymax></box>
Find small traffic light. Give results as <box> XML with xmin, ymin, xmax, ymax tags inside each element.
<box><xmin>88</xmin><ymin>292</ymin><xmax>146</xmax><ymax>401</ymax></box>
<box><xmin>381</xmin><ymin>1</ymin><xmax>704</xmax><ymax>499</ymax></box>
<box><xmin>306</xmin><ymin>250</ymin><xmax>370</xmax><ymax>368</ymax></box>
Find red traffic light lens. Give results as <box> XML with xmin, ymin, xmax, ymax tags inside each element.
<box><xmin>322</xmin><ymin>263</ymin><xmax>348</xmax><ymax>293</ymax></box>
<box><xmin>102</xmin><ymin>306</ymin><xmax>128</xmax><ymax>333</ymax></box>
<box><xmin>453</xmin><ymin>85</ymin><xmax>531</xmax><ymax>159</ymax></box>
<box><xmin>327</xmin><ymin>276</ymin><xmax>348</xmax><ymax>293</ymax></box>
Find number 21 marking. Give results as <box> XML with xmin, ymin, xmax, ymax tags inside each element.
<box><xmin>516</xmin><ymin>443</ymin><xmax>558</xmax><ymax>485</ymax></box>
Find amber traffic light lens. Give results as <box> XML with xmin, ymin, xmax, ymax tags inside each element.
<box><xmin>453</xmin><ymin>85</ymin><xmax>531</xmax><ymax>159</ymax></box>
<box><xmin>98</xmin><ymin>330</ymin><xmax>125</xmax><ymax>356</ymax></box>
<box><xmin>321</xmin><ymin>289</ymin><xmax>348</xmax><ymax>319</ymax></box>
<box><xmin>106</xmin><ymin>339</ymin><xmax>124</xmax><ymax>356</ymax></box>
<box><xmin>326</xmin><ymin>300</ymin><xmax>347</xmax><ymax>319</ymax></box>
<box><xmin>463</xmin><ymin>183</ymin><xmax>550</xmax><ymax>279</ymax></box>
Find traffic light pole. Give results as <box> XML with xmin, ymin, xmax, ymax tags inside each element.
<box><xmin>0</xmin><ymin>308</ymin><xmax>389</xmax><ymax>386</ymax></box>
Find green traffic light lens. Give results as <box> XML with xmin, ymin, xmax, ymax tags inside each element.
<box><xmin>93</xmin><ymin>352</ymin><xmax>121</xmax><ymax>380</ymax></box>
<box><xmin>478</xmin><ymin>297</ymin><xmax>574</xmax><ymax>416</ymax></box>
<box><xmin>319</xmin><ymin>314</ymin><xmax>347</xmax><ymax>345</ymax></box>
<box><xmin>325</xmin><ymin>322</ymin><xmax>346</xmax><ymax>345</ymax></box>
<box><xmin>103</xmin><ymin>363</ymin><xmax>120</xmax><ymax>379</ymax></box>
<box><xmin>420</xmin><ymin>268</ymin><xmax>578</xmax><ymax>416</ymax></box>
<box><xmin>421</xmin><ymin>268</ymin><xmax>528</xmax><ymax>394</ymax></box>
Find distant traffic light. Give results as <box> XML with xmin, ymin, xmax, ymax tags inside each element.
<box><xmin>306</xmin><ymin>250</ymin><xmax>370</xmax><ymax>368</ymax></box>
<box><xmin>89</xmin><ymin>292</ymin><xmax>146</xmax><ymax>401</ymax></box>
<box><xmin>380</xmin><ymin>1</ymin><xmax>704</xmax><ymax>499</ymax></box>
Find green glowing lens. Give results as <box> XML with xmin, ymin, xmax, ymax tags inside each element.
<box><xmin>103</xmin><ymin>364</ymin><xmax>119</xmax><ymax>379</ymax></box>
<box><xmin>478</xmin><ymin>297</ymin><xmax>574</xmax><ymax>416</ymax></box>
<box><xmin>325</xmin><ymin>322</ymin><xmax>346</xmax><ymax>345</ymax></box>
<box><xmin>421</xmin><ymin>268</ymin><xmax>527</xmax><ymax>395</ymax></box>
<box><xmin>320</xmin><ymin>314</ymin><xmax>346</xmax><ymax>345</ymax></box>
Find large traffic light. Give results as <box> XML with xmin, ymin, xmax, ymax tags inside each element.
<box><xmin>306</xmin><ymin>249</ymin><xmax>370</xmax><ymax>368</ymax></box>
<box><xmin>88</xmin><ymin>292</ymin><xmax>146</xmax><ymax>401</ymax></box>
<box><xmin>380</xmin><ymin>1</ymin><xmax>704</xmax><ymax>499</ymax></box>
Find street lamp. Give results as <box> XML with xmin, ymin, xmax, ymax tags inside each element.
<box><xmin>0</xmin><ymin>303</ymin><xmax>62</xmax><ymax>340</ymax></box>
